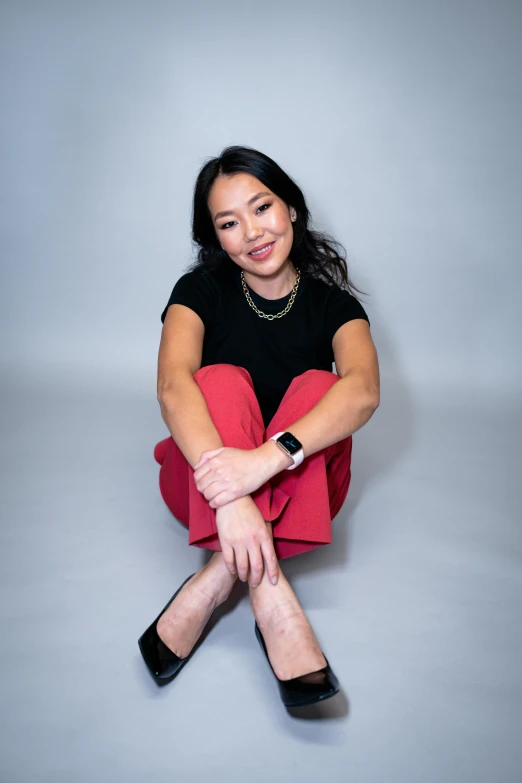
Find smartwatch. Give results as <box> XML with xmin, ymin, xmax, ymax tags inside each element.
<box><xmin>268</xmin><ymin>431</ymin><xmax>304</xmax><ymax>470</ymax></box>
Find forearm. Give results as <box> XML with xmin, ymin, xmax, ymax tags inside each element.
<box><xmin>258</xmin><ymin>370</ymin><xmax>380</xmax><ymax>477</ymax></box>
<box><xmin>158</xmin><ymin>375</ymin><xmax>224</xmax><ymax>470</ymax></box>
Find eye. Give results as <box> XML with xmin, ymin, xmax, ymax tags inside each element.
<box><xmin>219</xmin><ymin>202</ymin><xmax>272</xmax><ymax>230</ymax></box>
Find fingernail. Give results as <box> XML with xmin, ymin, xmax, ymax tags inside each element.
<box><xmin>271</xmin><ymin>576</ymin><xmax>277</xmax><ymax>584</ymax></box>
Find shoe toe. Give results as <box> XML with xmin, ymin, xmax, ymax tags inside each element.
<box><xmin>279</xmin><ymin>660</ymin><xmax>340</xmax><ymax>707</ymax></box>
<box><xmin>139</xmin><ymin>626</ymin><xmax>185</xmax><ymax>681</ymax></box>
<box><xmin>138</xmin><ymin>572</ymin><xmax>198</xmax><ymax>684</ymax></box>
<box><xmin>254</xmin><ymin>621</ymin><xmax>340</xmax><ymax>707</ymax></box>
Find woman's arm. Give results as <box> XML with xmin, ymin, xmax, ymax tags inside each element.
<box><xmin>158</xmin><ymin>304</ymin><xmax>224</xmax><ymax>468</ymax></box>
<box><xmin>159</xmin><ymin>374</ymin><xmax>225</xmax><ymax>468</ymax></box>
<box><xmin>158</xmin><ymin>302</ymin><xmax>280</xmax><ymax>583</ymax></box>
<box><xmin>257</xmin><ymin>318</ymin><xmax>380</xmax><ymax>476</ymax></box>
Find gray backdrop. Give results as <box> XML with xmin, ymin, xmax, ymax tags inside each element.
<box><xmin>1</xmin><ymin>1</ymin><xmax>521</xmax><ymax>782</ymax></box>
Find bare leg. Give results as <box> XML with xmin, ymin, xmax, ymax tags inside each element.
<box><xmin>156</xmin><ymin>551</ymin><xmax>237</xmax><ymax>658</ymax></box>
<box><xmin>249</xmin><ymin>522</ymin><xmax>328</xmax><ymax>680</ymax></box>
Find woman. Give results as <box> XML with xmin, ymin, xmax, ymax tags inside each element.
<box><xmin>138</xmin><ymin>145</ymin><xmax>380</xmax><ymax>707</ymax></box>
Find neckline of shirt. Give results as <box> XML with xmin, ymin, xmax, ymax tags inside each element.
<box><xmin>231</xmin><ymin>263</ymin><xmax>306</xmax><ymax>311</ymax></box>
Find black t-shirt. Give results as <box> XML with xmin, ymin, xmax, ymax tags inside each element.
<box><xmin>160</xmin><ymin>262</ymin><xmax>370</xmax><ymax>428</ymax></box>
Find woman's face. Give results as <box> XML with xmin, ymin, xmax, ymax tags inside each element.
<box><xmin>208</xmin><ymin>172</ymin><xmax>296</xmax><ymax>277</ymax></box>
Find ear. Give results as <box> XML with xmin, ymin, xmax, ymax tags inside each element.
<box><xmin>289</xmin><ymin>206</ymin><xmax>297</xmax><ymax>221</ymax></box>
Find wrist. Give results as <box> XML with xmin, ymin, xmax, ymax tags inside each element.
<box><xmin>258</xmin><ymin>439</ymin><xmax>294</xmax><ymax>476</ymax></box>
<box><xmin>215</xmin><ymin>494</ymin><xmax>254</xmax><ymax>514</ymax></box>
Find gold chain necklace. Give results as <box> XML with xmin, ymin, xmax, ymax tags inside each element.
<box><xmin>241</xmin><ymin>267</ymin><xmax>301</xmax><ymax>320</ymax></box>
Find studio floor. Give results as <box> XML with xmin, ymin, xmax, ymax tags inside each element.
<box><xmin>1</xmin><ymin>367</ymin><xmax>521</xmax><ymax>783</ymax></box>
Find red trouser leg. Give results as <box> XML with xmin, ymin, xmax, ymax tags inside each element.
<box><xmin>154</xmin><ymin>364</ymin><xmax>352</xmax><ymax>560</ymax></box>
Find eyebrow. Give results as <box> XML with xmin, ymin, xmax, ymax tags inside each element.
<box><xmin>213</xmin><ymin>191</ymin><xmax>272</xmax><ymax>222</ymax></box>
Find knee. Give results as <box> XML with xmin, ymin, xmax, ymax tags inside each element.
<box><xmin>276</xmin><ymin>369</ymin><xmax>339</xmax><ymax>415</ymax></box>
<box><xmin>291</xmin><ymin>368</ymin><xmax>339</xmax><ymax>393</ymax></box>
<box><xmin>306</xmin><ymin>368</ymin><xmax>339</xmax><ymax>383</ymax></box>
<box><xmin>193</xmin><ymin>363</ymin><xmax>253</xmax><ymax>390</ymax></box>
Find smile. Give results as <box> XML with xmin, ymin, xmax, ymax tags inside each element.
<box><xmin>247</xmin><ymin>241</ymin><xmax>276</xmax><ymax>260</ymax></box>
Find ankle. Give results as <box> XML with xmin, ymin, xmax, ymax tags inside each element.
<box><xmin>248</xmin><ymin>569</ymin><xmax>293</xmax><ymax>617</ymax></box>
<box><xmin>205</xmin><ymin>552</ymin><xmax>238</xmax><ymax>603</ymax></box>
<box><xmin>256</xmin><ymin>594</ymin><xmax>304</xmax><ymax>626</ymax></box>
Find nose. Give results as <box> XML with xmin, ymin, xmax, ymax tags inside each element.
<box><xmin>243</xmin><ymin>215</ymin><xmax>263</xmax><ymax>242</ymax></box>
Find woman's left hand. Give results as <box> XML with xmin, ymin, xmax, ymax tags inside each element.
<box><xmin>193</xmin><ymin>447</ymin><xmax>273</xmax><ymax>508</ymax></box>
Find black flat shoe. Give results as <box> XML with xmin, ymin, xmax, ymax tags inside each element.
<box><xmin>138</xmin><ymin>572</ymin><xmax>204</xmax><ymax>685</ymax></box>
<box><xmin>254</xmin><ymin>620</ymin><xmax>340</xmax><ymax>707</ymax></box>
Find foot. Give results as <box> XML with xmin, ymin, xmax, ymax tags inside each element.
<box><xmin>156</xmin><ymin>552</ymin><xmax>237</xmax><ymax>658</ymax></box>
<box><xmin>250</xmin><ymin>568</ymin><xmax>328</xmax><ymax>681</ymax></box>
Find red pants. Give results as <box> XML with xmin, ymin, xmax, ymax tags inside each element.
<box><xmin>153</xmin><ymin>364</ymin><xmax>353</xmax><ymax>560</ymax></box>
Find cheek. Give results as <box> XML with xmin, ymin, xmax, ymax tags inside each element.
<box><xmin>267</xmin><ymin>209</ymin><xmax>291</xmax><ymax>234</ymax></box>
<box><xmin>222</xmin><ymin>235</ymin><xmax>243</xmax><ymax>254</ymax></box>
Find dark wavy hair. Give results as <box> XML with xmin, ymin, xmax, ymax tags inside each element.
<box><xmin>186</xmin><ymin>144</ymin><xmax>367</xmax><ymax>299</ymax></box>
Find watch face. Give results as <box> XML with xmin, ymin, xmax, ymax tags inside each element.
<box><xmin>278</xmin><ymin>431</ymin><xmax>303</xmax><ymax>455</ymax></box>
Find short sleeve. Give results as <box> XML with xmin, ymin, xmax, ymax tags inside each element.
<box><xmin>325</xmin><ymin>286</ymin><xmax>370</xmax><ymax>344</ymax></box>
<box><xmin>160</xmin><ymin>269</ymin><xmax>217</xmax><ymax>329</ymax></box>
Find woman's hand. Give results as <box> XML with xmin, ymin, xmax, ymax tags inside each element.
<box><xmin>215</xmin><ymin>496</ymin><xmax>279</xmax><ymax>586</ymax></box>
<box><xmin>193</xmin><ymin>445</ymin><xmax>274</xmax><ymax>508</ymax></box>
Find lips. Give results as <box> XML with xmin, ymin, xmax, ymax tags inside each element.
<box><xmin>248</xmin><ymin>241</ymin><xmax>275</xmax><ymax>256</ymax></box>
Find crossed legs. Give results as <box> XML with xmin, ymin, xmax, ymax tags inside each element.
<box><xmin>155</xmin><ymin>363</ymin><xmax>348</xmax><ymax>678</ymax></box>
<box><xmin>156</xmin><ymin>522</ymin><xmax>327</xmax><ymax>680</ymax></box>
